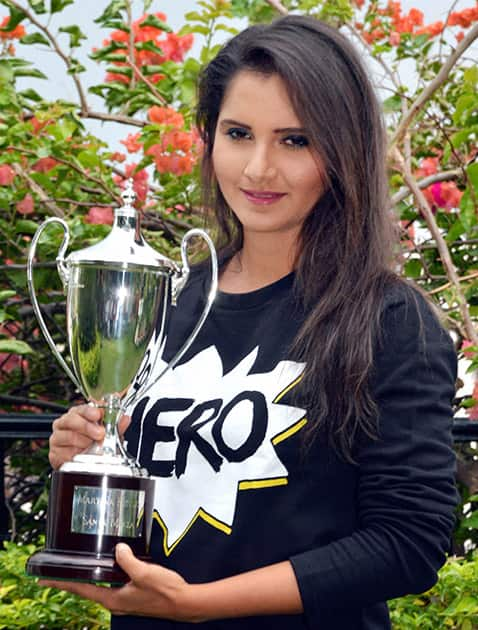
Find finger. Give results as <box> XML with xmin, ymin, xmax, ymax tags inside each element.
<box><xmin>115</xmin><ymin>543</ymin><xmax>150</xmax><ymax>586</ymax></box>
<box><xmin>38</xmin><ymin>579</ymin><xmax>114</xmax><ymax>608</ymax></box>
<box><xmin>52</xmin><ymin>409</ymin><xmax>104</xmax><ymax>443</ymax></box>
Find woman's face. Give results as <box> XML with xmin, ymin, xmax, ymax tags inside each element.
<box><xmin>212</xmin><ymin>70</ymin><xmax>325</xmax><ymax>241</ymax></box>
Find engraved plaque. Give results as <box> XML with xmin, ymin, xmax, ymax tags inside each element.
<box><xmin>71</xmin><ymin>485</ymin><xmax>145</xmax><ymax>538</ymax></box>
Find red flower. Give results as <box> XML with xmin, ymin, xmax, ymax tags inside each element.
<box><xmin>16</xmin><ymin>193</ymin><xmax>34</xmax><ymax>215</ymax></box>
<box><xmin>0</xmin><ymin>164</ymin><xmax>15</xmax><ymax>186</ymax></box>
<box><xmin>456</xmin><ymin>31</ymin><xmax>465</xmax><ymax>42</ymax></box>
<box><xmin>85</xmin><ymin>206</ymin><xmax>114</xmax><ymax>225</ymax></box>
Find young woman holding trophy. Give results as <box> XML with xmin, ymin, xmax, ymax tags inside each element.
<box><xmin>43</xmin><ymin>15</ymin><xmax>458</xmax><ymax>630</ymax></box>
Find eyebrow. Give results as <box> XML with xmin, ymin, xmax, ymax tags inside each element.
<box><xmin>219</xmin><ymin>118</ymin><xmax>307</xmax><ymax>134</ymax></box>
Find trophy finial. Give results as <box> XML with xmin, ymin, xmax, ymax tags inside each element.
<box><xmin>121</xmin><ymin>178</ymin><xmax>136</xmax><ymax>207</ymax></box>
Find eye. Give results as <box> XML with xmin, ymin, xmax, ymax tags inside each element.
<box><xmin>225</xmin><ymin>127</ymin><xmax>251</xmax><ymax>141</ymax></box>
<box><xmin>283</xmin><ymin>134</ymin><xmax>309</xmax><ymax>148</ymax></box>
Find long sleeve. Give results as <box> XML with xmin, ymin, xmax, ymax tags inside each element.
<box><xmin>289</xmin><ymin>286</ymin><xmax>458</xmax><ymax>625</ymax></box>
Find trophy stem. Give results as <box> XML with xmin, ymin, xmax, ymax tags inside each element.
<box><xmin>102</xmin><ymin>394</ymin><xmax>121</xmax><ymax>456</ymax></box>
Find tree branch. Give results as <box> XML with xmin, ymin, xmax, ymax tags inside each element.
<box><xmin>79</xmin><ymin>110</ymin><xmax>146</xmax><ymax>128</ymax></box>
<box><xmin>428</xmin><ymin>271</ymin><xmax>478</xmax><ymax>296</ymax></box>
<box><xmin>391</xmin><ymin>168</ymin><xmax>462</xmax><ymax>207</ymax></box>
<box><xmin>392</xmin><ymin>147</ymin><xmax>478</xmax><ymax>345</ymax></box>
<box><xmin>10</xmin><ymin>162</ymin><xmax>64</xmax><ymax>218</ymax></box>
<box><xmin>264</xmin><ymin>0</ymin><xmax>288</xmax><ymax>16</ymax></box>
<box><xmin>6</xmin><ymin>0</ymin><xmax>88</xmax><ymax>114</ymax></box>
<box><xmin>390</xmin><ymin>23</ymin><xmax>478</xmax><ymax>149</ymax></box>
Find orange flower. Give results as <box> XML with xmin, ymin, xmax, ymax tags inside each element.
<box><xmin>148</xmin><ymin>106</ymin><xmax>184</xmax><ymax>128</ymax></box>
<box><xmin>408</xmin><ymin>8</ymin><xmax>424</xmax><ymax>27</ymax></box>
<box><xmin>416</xmin><ymin>21</ymin><xmax>444</xmax><ymax>37</ymax></box>
<box><xmin>161</xmin><ymin>130</ymin><xmax>193</xmax><ymax>153</ymax></box>
<box><xmin>0</xmin><ymin>16</ymin><xmax>26</xmax><ymax>39</ymax></box>
<box><xmin>456</xmin><ymin>30</ymin><xmax>465</xmax><ymax>42</ymax></box>
<box><xmin>120</xmin><ymin>133</ymin><xmax>142</xmax><ymax>153</ymax></box>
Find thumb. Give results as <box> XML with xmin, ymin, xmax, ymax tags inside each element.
<box><xmin>115</xmin><ymin>543</ymin><xmax>149</xmax><ymax>585</ymax></box>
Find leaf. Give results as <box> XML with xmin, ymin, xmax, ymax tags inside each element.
<box><xmin>138</xmin><ymin>14</ymin><xmax>172</xmax><ymax>32</ymax></box>
<box><xmin>19</xmin><ymin>32</ymin><xmax>50</xmax><ymax>46</ymax></box>
<box><xmin>134</xmin><ymin>40</ymin><xmax>164</xmax><ymax>56</ymax></box>
<box><xmin>465</xmin><ymin>511</ymin><xmax>478</xmax><ymax>528</ymax></box>
<box><xmin>383</xmin><ymin>94</ymin><xmax>403</xmax><ymax>113</ymax></box>
<box><xmin>459</xmin><ymin>191</ymin><xmax>476</xmax><ymax>233</ymax></box>
<box><xmin>50</xmin><ymin>0</ymin><xmax>74</xmax><ymax>12</ymax></box>
<box><xmin>0</xmin><ymin>290</ymin><xmax>16</xmax><ymax>302</ymax></box>
<box><xmin>0</xmin><ymin>6</ymin><xmax>26</xmax><ymax>32</ymax></box>
<box><xmin>467</xmin><ymin>163</ymin><xmax>478</xmax><ymax>194</ymax></box>
<box><xmin>18</xmin><ymin>88</ymin><xmax>43</xmax><ymax>102</ymax></box>
<box><xmin>463</xmin><ymin>65</ymin><xmax>478</xmax><ymax>86</ymax></box>
<box><xmin>59</xmin><ymin>25</ymin><xmax>86</xmax><ymax>48</ymax></box>
<box><xmin>13</xmin><ymin>67</ymin><xmax>47</xmax><ymax>80</ymax></box>
<box><xmin>404</xmin><ymin>259</ymin><xmax>422</xmax><ymax>278</ymax></box>
<box><xmin>15</xmin><ymin>219</ymin><xmax>39</xmax><ymax>235</ymax></box>
<box><xmin>28</xmin><ymin>0</ymin><xmax>47</xmax><ymax>13</ymax></box>
<box><xmin>94</xmin><ymin>0</ymin><xmax>127</xmax><ymax>24</ymax></box>
<box><xmin>446</xmin><ymin>219</ymin><xmax>466</xmax><ymax>243</ymax></box>
<box><xmin>0</xmin><ymin>339</ymin><xmax>33</xmax><ymax>355</ymax></box>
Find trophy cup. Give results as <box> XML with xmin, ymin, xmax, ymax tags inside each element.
<box><xmin>25</xmin><ymin>181</ymin><xmax>218</xmax><ymax>583</ymax></box>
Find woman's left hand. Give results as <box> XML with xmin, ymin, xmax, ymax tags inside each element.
<box><xmin>39</xmin><ymin>543</ymin><xmax>199</xmax><ymax>622</ymax></box>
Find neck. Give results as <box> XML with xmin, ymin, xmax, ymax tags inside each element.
<box><xmin>219</xmin><ymin>229</ymin><xmax>299</xmax><ymax>293</ymax></box>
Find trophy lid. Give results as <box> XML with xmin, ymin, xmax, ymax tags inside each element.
<box><xmin>66</xmin><ymin>180</ymin><xmax>178</xmax><ymax>273</ymax></box>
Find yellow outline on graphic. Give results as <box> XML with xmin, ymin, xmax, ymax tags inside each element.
<box><xmin>154</xmin><ymin>370</ymin><xmax>307</xmax><ymax>556</ymax></box>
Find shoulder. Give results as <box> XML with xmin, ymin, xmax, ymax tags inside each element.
<box><xmin>371</xmin><ymin>278</ymin><xmax>457</xmax><ymax>390</ymax></box>
<box><xmin>379</xmin><ymin>278</ymin><xmax>452</xmax><ymax>350</ymax></box>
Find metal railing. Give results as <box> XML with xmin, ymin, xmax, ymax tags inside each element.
<box><xmin>1</xmin><ymin>414</ymin><xmax>477</xmax><ymax>540</ymax></box>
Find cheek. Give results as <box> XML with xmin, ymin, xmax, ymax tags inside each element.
<box><xmin>288</xmin><ymin>162</ymin><xmax>323</xmax><ymax>200</ymax></box>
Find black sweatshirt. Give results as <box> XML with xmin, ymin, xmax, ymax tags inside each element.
<box><xmin>113</xmin><ymin>269</ymin><xmax>458</xmax><ymax>630</ymax></box>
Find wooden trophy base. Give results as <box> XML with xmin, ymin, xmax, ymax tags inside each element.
<box><xmin>26</xmin><ymin>469</ymin><xmax>154</xmax><ymax>584</ymax></box>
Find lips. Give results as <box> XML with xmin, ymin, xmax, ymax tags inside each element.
<box><xmin>241</xmin><ymin>189</ymin><xmax>287</xmax><ymax>205</ymax></box>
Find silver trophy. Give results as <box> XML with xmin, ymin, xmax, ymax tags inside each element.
<box><xmin>25</xmin><ymin>181</ymin><xmax>218</xmax><ymax>583</ymax></box>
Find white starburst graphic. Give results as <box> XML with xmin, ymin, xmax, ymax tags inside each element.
<box><xmin>128</xmin><ymin>345</ymin><xmax>307</xmax><ymax>555</ymax></box>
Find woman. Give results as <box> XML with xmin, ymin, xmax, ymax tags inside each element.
<box><xmin>45</xmin><ymin>15</ymin><xmax>458</xmax><ymax>630</ymax></box>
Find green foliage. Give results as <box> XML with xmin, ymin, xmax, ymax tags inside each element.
<box><xmin>389</xmin><ymin>553</ymin><xmax>478</xmax><ymax>629</ymax></box>
<box><xmin>0</xmin><ymin>541</ymin><xmax>110</xmax><ymax>629</ymax></box>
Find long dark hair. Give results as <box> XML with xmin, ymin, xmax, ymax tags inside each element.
<box><xmin>196</xmin><ymin>15</ymin><xmax>398</xmax><ymax>460</ymax></box>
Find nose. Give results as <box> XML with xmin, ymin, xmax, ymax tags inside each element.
<box><xmin>242</xmin><ymin>144</ymin><xmax>276</xmax><ymax>182</ymax></box>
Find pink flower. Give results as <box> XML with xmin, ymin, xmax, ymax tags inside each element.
<box><xmin>461</xmin><ymin>340</ymin><xmax>475</xmax><ymax>359</ymax></box>
<box><xmin>0</xmin><ymin>164</ymin><xmax>15</xmax><ymax>186</ymax></box>
<box><xmin>469</xmin><ymin>380</ymin><xmax>478</xmax><ymax>421</ymax></box>
<box><xmin>16</xmin><ymin>194</ymin><xmax>34</xmax><ymax>215</ymax></box>
<box><xmin>430</xmin><ymin>181</ymin><xmax>463</xmax><ymax>210</ymax></box>
<box><xmin>85</xmin><ymin>206</ymin><xmax>114</xmax><ymax>225</ymax></box>
<box><xmin>32</xmin><ymin>157</ymin><xmax>58</xmax><ymax>173</ymax></box>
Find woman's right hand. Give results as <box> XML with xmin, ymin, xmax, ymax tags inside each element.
<box><xmin>49</xmin><ymin>405</ymin><xmax>131</xmax><ymax>470</ymax></box>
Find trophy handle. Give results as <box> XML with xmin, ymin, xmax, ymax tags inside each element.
<box><xmin>123</xmin><ymin>228</ymin><xmax>218</xmax><ymax>409</ymax></box>
<box><xmin>27</xmin><ymin>218</ymin><xmax>84</xmax><ymax>394</ymax></box>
